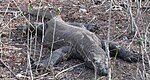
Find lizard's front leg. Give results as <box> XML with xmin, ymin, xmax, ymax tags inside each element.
<box><xmin>32</xmin><ymin>46</ymin><xmax>72</xmax><ymax>68</ymax></box>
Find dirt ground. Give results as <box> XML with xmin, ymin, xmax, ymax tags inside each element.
<box><xmin>0</xmin><ymin>0</ymin><xmax>150</xmax><ymax>80</ymax></box>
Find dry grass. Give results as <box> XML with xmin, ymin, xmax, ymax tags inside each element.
<box><xmin>0</xmin><ymin>0</ymin><xmax>150</xmax><ymax>80</ymax></box>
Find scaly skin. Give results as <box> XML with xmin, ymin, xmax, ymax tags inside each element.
<box><xmin>43</xmin><ymin>15</ymin><xmax>108</xmax><ymax>76</ymax></box>
<box><xmin>23</xmin><ymin>9</ymin><xmax>141</xmax><ymax>76</ymax></box>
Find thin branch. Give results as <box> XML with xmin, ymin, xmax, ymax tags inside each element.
<box><xmin>55</xmin><ymin>62</ymin><xmax>85</xmax><ymax>78</ymax></box>
<box><xmin>107</xmin><ymin>0</ymin><xmax>113</xmax><ymax>80</ymax></box>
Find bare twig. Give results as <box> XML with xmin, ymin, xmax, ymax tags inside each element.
<box><xmin>26</xmin><ymin>26</ymin><xmax>33</xmax><ymax>80</ymax></box>
<box><xmin>34</xmin><ymin>73</ymin><xmax>50</xmax><ymax>79</ymax></box>
<box><xmin>55</xmin><ymin>63</ymin><xmax>85</xmax><ymax>78</ymax></box>
<box><xmin>112</xmin><ymin>26</ymin><xmax>129</xmax><ymax>41</ymax></box>
<box><xmin>35</xmin><ymin>6</ymin><xmax>49</xmax><ymax>73</ymax></box>
<box><xmin>107</xmin><ymin>0</ymin><xmax>113</xmax><ymax>80</ymax></box>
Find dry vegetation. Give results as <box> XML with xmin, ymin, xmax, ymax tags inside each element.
<box><xmin>0</xmin><ymin>0</ymin><xmax>150</xmax><ymax>80</ymax></box>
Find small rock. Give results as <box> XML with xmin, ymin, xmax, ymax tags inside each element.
<box><xmin>79</xmin><ymin>8</ymin><xmax>87</xmax><ymax>13</ymax></box>
<box><xmin>94</xmin><ymin>0</ymin><xmax>102</xmax><ymax>5</ymax></box>
<box><xmin>0</xmin><ymin>0</ymin><xmax>3</xmax><ymax>3</ymax></box>
<box><xmin>1</xmin><ymin>32</ymin><xmax>8</xmax><ymax>37</ymax></box>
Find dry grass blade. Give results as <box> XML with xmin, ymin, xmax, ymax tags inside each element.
<box><xmin>55</xmin><ymin>62</ymin><xmax>85</xmax><ymax>78</ymax></box>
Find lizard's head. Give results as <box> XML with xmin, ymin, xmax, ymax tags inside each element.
<box><xmin>92</xmin><ymin>53</ymin><xmax>109</xmax><ymax>76</ymax></box>
<box><xmin>86</xmin><ymin>57</ymin><xmax>108</xmax><ymax>76</ymax></box>
<box><xmin>94</xmin><ymin>60</ymin><xmax>109</xmax><ymax>76</ymax></box>
<box><xmin>81</xmin><ymin>33</ymin><xmax>109</xmax><ymax>76</ymax></box>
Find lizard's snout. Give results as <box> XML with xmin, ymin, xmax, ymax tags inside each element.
<box><xmin>95</xmin><ymin>61</ymin><xmax>109</xmax><ymax>76</ymax></box>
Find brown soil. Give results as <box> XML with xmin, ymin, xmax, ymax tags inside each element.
<box><xmin>0</xmin><ymin>0</ymin><xmax>150</xmax><ymax>80</ymax></box>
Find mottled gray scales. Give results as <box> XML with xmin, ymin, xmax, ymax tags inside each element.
<box><xmin>23</xmin><ymin>8</ymin><xmax>141</xmax><ymax>76</ymax></box>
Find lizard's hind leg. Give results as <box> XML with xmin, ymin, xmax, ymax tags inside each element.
<box><xmin>101</xmin><ymin>40</ymin><xmax>142</xmax><ymax>62</ymax></box>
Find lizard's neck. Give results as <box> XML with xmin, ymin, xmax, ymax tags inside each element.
<box><xmin>49</xmin><ymin>15</ymin><xmax>65</xmax><ymax>23</ymax></box>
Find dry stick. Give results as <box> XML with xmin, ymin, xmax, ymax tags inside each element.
<box><xmin>33</xmin><ymin>73</ymin><xmax>51</xmax><ymax>79</ymax></box>
<box><xmin>141</xmin><ymin>0</ymin><xmax>150</xmax><ymax>15</ymax></box>
<box><xmin>32</xmin><ymin>26</ymin><xmax>37</xmax><ymax>59</ymax></box>
<box><xmin>55</xmin><ymin>63</ymin><xmax>85</xmax><ymax>78</ymax></box>
<box><xmin>137</xmin><ymin>1</ymin><xmax>147</xmax><ymax>79</ymax></box>
<box><xmin>136</xmin><ymin>63</ymin><xmax>140</xmax><ymax>79</ymax></box>
<box><xmin>0</xmin><ymin>59</ymin><xmax>19</xmax><ymax>80</ymax></box>
<box><xmin>10</xmin><ymin>0</ymin><xmax>41</xmax><ymax>80</ymax></box>
<box><xmin>135</xmin><ymin>0</ymin><xmax>141</xmax><ymax>20</ymax></box>
<box><xmin>3</xmin><ymin>2</ymin><xmax>10</xmax><ymax>17</ymax></box>
<box><xmin>22</xmin><ymin>10</ymin><xmax>33</xmax><ymax>80</ymax></box>
<box><xmin>0</xmin><ymin>2</ymin><xmax>25</xmax><ymax>80</ymax></box>
<box><xmin>144</xmin><ymin>23</ymin><xmax>150</xmax><ymax>80</ymax></box>
<box><xmin>26</xmin><ymin>26</ymin><xmax>33</xmax><ymax>80</ymax></box>
<box><xmin>0</xmin><ymin>12</ymin><xmax>22</xmax><ymax>33</ymax></box>
<box><xmin>33</xmin><ymin>1</ymin><xmax>43</xmax><ymax>60</ymax></box>
<box><xmin>145</xmin><ymin>23</ymin><xmax>150</xmax><ymax>67</ymax></box>
<box><xmin>112</xmin><ymin>26</ymin><xmax>129</xmax><ymax>41</ymax></box>
<box><xmin>127</xmin><ymin>1</ymin><xmax>146</xmax><ymax>79</ymax></box>
<box><xmin>79</xmin><ymin>45</ymin><xmax>97</xmax><ymax>79</ymax></box>
<box><xmin>11</xmin><ymin>0</ymin><xmax>37</xmax><ymax>32</ymax></box>
<box><xmin>126</xmin><ymin>0</ymin><xmax>142</xmax><ymax>48</ymax></box>
<box><xmin>87</xmin><ymin>15</ymin><xmax>96</xmax><ymax>24</ymax></box>
<box><xmin>139</xmin><ymin>1</ymin><xmax>150</xmax><ymax>79</ymax></box>
<box><xmin>92</xmin><ymin>61</ymin><xmax>97</xmax><ymax>80</ymax></box>
<box><xmin>107</xmin><ymin>0</ymin><xmax>113</xmax><ymax>80</ymax></box>
<box><xmin>0</xmin><ymin>35</ymin><xmax>2</xmax><ymax>59</ymax></box>
<box><xmin>35</xmin><ymin>0</ymin><xmax>45</xmax><ymax>73</ymax></box>
<box><xmin>11</xmin><ymin>1</ymin><xmax>53</xmax><ymax>78</ymax></box>
<box><xmin>32</xmin><ymin>25</ymin><xmax>37</xmax><ymax>59</ymax></box>
<box><xmin>101</xmin><ymin>0</ymin><xmax>107</xmax><ymax>6</ymax></box>
<box><xmin>33</xmin><ymin>0</ymin><xmax>43</xmax><ymax>60</ymax></box>
<box><xmin>133</xmin><ymin>6</ymin><xmax>146</xmax><ymax>80</ymax></box>
<box><xmin>138</xmin><ymin>68</ymin><xmax>144</xmax><ymax>79</ymax></box>
<box><xmin>80</xmin><ymin>46</ymin><xmax>97</xmax><ymax>79</ymax></box>
<box><xmin>35</xmin><ymin>9</ymin><xmax>48</xmax><ymax>73</ymax></box>
<box><xmin>47</xmin><ymin>13</ymin><xmax>56</xmax><ymax>78</ymax></box>
<box><xmin>16</xmin><ymin>73</ymin><xmax>30</xmax><ymax>79</ymax></box>
<box><xmin>23</xmin><ymin>10</ymin><xmax>33</xmax><ymax>80</ymax></box>
<box><xmin>36</xmin><ymin>0</ymin><xmax>42</xmax><ymax>22</ymax></box>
